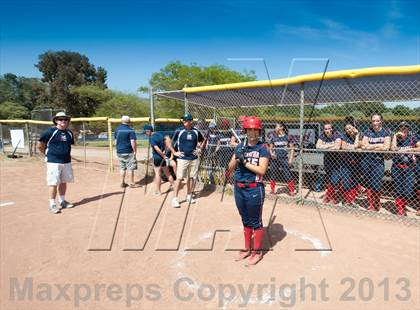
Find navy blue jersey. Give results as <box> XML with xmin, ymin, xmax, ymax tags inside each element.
<box><xmin>207</xmin><ymin>130</ymin><xmax>219</xmax><ymax>146</ymax></box>
<box><xmin>363</xmin><ymin>127</ymin><xmax>391</xmax><ymax>161</ymax></box>
<box><xmin>114</xmin><ymin>124</ymin><xmax>136</xmax><ymax>154</ymax></box>
<box><xmin>173</xmin><ymin>126</ymin><xmax>204</xmax><ymax>160</ymax></box>
<box><xmin>150</xmin><ymin>132</ymin><xmax>165</xmax><ymax>159</ymax></box>
<box><xmin>234</xmin><ymin>142</ymin><xmax>270</xmax><ymax>183</ymax></box>
<box><xmin>319</xmin><ymin>131</ymin><xmax>342</xmax><ymax>161</ymax></box>
<box><xmin>268</xmin><ymin>133</ymin><xmax>290</xmax><ymax>158</ymax></box>
<box><xmin>218</xmin><ymin>131</ymin><xmax>232</xmax><ymax>147</ymax></box>
<box><xmin>39</xmin><ymin>127</ymin><xmax>74</xmax><ymax>163</ymax></box>
<box><xmin>393</xmin><ymin>134</ymin><xmax>418</xmax><ymax>166</ymax></box>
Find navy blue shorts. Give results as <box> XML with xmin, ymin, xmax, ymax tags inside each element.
<box><xmin>341</xmin><ymin>161</ymin><xmax>361</xmax><ymax>191</ymax></box>
<box><xmin>360</xmin><ymin>157</ymin><xmax>384</xmax><ymax>192</ymax></box>
<box><xmin>268</xmin><ymin>158</ymin><xmax>292</xmax><ymax>182</ymax></box>
<box><xmin>234</xmin><ymin>183</ymin><xmax>265</xmax><ymax>229</ymax></box>
<box><xmin>392</xmin><ymin>164</ymin><xmax>415</xmax><ymax>199</ymax></box>
<box><xmin>324</xmin><ymin>157</ymin><xmax>341</xmax><ymax>186</ymax></box>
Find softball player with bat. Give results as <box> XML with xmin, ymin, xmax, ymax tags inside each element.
<box><xmin>316</xmin><ymin>123</ymin><xmax>342</xmax><ymax>205</ymax></box>
<box><xmin>361</xmin><ymin>113</ymin><xmax>391</xmax><ymax>211</ymax></box>
<box><xmin>268</xmin><ymin>122</ymin><xmax>295</xmax><ymax>196</ymax></box>
<box><xmin>340</xmin><ymin>116</ymin><xmax>362</xmax><ymax>205</ymax></box>
<box><xmin>391</xmin><ymin>121</ymin><xmax>419</xmax><ymax>216</ymax></box>
<box><xmin>226</xmin><ymin>116</ymin><xmax>270</xmax><ymax>265</ymax></box>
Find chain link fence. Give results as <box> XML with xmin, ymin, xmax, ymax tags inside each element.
<box><xmin>154</xmin><ymin>66</ymin><xmax>420</xmax><ymax>225</ymax></box>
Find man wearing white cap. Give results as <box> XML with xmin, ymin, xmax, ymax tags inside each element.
<box><xmin>37</xmin><ymin>112</ymin><xmax>75</xmax><ymax>214</ymax></box>
<box><xmin>114</xmin><ymin>115</ymin><xmax>137</xmax><ymax>188</ymax></box>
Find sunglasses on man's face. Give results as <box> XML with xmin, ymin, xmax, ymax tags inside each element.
<box><xmin>57</xmin><ymin>118</ymin><xmax>69</xmax><ymax>122</ymax></box>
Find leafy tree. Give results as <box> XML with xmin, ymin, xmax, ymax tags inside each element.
<box><xmin>70</xmin><ymin>85</ymin><xmax>113</xmax><ymax>116</ymax></box>
<box><xmin>95</xmin><ymin>92</ymin><xmax>149</xmax><ymax>118</ymax></box>
<box><xmin>392</xmin><ymin>104</ymin><xmax>411</xmax><ymax>116</ymax></box>
<box><xmin>139</xmin><ymin>61</ymin><xmax>256</xmax><ymax>117</ymax></box>
<box><xmin>36</xmin><ymin>50</ymin><xmax>108</xmax><ymax>116</ymax></box>
<box><xmin>0</xmin><ymin>101</ymin><xmax>29</xmax><ymax>119</ymax></box>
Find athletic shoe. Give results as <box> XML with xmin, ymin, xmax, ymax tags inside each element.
<box><xmin>171</xmin><ymin>198</ymin><xmax>181</xmax><ymax>208</ymax></box>
<box><xmin>121</xmin><ymin>182</ymin><xmax>128</xmax><ymax>188</ymax></box>
<box><xmin>153</xmin><ymin>191</ymin><xmax>162</xmax><ymax>197</ymax></box>
<box><xmin>50</xmin><ymin>204</ymin><xmax>61</xmax><ymax>214</ymax></box>
<box><xmin>234</xmin><ymin>250</ymin><xmax>251</xmax><ymax>261</ymax></box>
<box><xmin>186</xmin><ymin>194</ymin><xmax>196</xmax><ymax>204</ymax></box>
<box><xmin>60</xmin><ymin>200</ymin><xmax>74</xmax><ymax>209</ymax></box>
<box><xmin>247</xmin><ymin>251</ymin><xmax>263</xmax><ymax>265</ymax></box>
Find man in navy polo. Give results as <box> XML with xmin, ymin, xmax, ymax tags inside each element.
<box><xmin>169</xmin><ymin>113</ymin><xmax>204</xmax><ymax>208</ymax></box>
<box><xmin>38</xmin><ymin>112</ymin><xmax>75</xmax><ymax>214</ymax></box>
<box><xmin>114</xmin><ymin>115</ymin><xmax>137</xmax><ymax>188</ymax></box>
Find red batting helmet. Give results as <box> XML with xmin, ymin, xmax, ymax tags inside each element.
<box><xmin>243</xmin><ymin>116</ymin><xmax>262</xmax><ymax>130</ymax></box>
<box><xmin>221</xmin><ymin>119</ymin><xmax>230</xmax><ymax>129</ymax></box>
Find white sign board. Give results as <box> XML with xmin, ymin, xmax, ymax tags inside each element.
<box><xmin>10</xmin><ymin>129</ymin><xmax>25</xmax><ymax>149</ymax></box>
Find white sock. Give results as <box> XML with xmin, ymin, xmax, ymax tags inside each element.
<box><xmin>59</xmin><ymin>195</ymin><xmax>65</xmax><ymax>203</ymax></box>
<box><xmin>49</xmin><ymin>199</ymin><xmax>56</xmax><ymax>206</ymax></box>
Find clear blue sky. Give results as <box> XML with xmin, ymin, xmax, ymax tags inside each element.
<box><xmin>1</xmin><ymin>0</ymin><xmax>419</xmax><ymax>94</ymax></box>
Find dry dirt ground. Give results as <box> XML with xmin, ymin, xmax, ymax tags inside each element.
<box><xmin>1</xmin><ymin>155</ymin><xmax>419</xmax><ymax>310</ymax></box>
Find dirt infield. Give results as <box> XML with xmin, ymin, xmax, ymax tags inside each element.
<box><xmin>1</xmin><ymin>156</ymin><xmax>419</xmax><ymax>309</ymax></box>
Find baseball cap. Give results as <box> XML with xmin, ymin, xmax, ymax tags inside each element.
<box><xmin>398</xmin><ymin>121</ymin><xmax>410</xmax><ymax>129</ymax></box>
<box><xmin>143</xmin><ymin>124</ymin><xmax>153</xmax><ymax>132</ymax></box>
<box><xmin>52</xmin><ymin>112</ymin><xmax>71</xmax><ymax>124</ymax></box>
<box><xmin>121</xmin><ymin>115</ymin><xmax>130</xmax><ymax>123</ymax></box>
<box><xmin>181</xmin><ymin>113</ymin><xmax>193</xmax><ymax>121</ymax></box>
<box><xmin>209</xmin><ymin>121</ymin><xmax>216</xmax><ymax>128</ymax></box>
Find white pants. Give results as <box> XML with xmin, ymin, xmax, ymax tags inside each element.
<box><xmin>47</xmin><ymin>163</ymin><xmax>74</xmax><ymax>186</ymax></box>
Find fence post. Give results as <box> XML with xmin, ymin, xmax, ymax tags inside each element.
<box><xmin>107</xmin><ymin>119</ymin><xmax>113</xmax><ymax>171</ymax></box>
<box><xmin>298</xmin><ymin>82</ymin><xmax>305</xmax><ymax>202</ymax></box>
<box><xmin>184</xmin><ymin>84</ymin><xmax>188</xmax><ymax>114</ymax></box>
<box><xmin>0</xmin><ymin>123</ymin><xmax>4</xmax><ymax>153</ymax></box>
<box><xmin>25</xmin><ymin>122</ymin><xmax>32</xmax><ymax>157</ymax></box>
<box><xmin>149</xmin><ymin>87</ymin><xmax>155</xmax><ymax>129</ymax></box>
<box><xmin>82</xmin><ymin>122</ymin><xmax>86</xmax><ymax>168</ymax></box>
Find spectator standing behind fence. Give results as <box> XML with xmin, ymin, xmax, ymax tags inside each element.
<box><xmin>316</xmin><ymin>123</ymin><xmax>342</xmax><ymax>205</ymax></box>
<box><xmin>114</xmin><ymin>116</ymin><xmax>137</xmax><ymax>188</ymax></box>
<box><xmin>170</xmin><ymin>113</ymin><xmax>205</xmax><ymax>208</ymax></box>
<box><xmin>390</xmin><ymin>121</ymin><xmax>419</xmax><ymax>216</ymax></box>
<box><xmin>341</xmin><ymin>116</ymin><xmax>362</xmax><ymax>205</ymax></box>
<box><xmin>361</xmin><ymin>114</ymin><xmax>391</xmax><ymax>212</ymax></box>
<box><xmin>268</xmin><ymin>122</ymin><xmax>295</xmax><ymax>196</ymax></box>
<box><xmin>144</xmin><ymin>125</ymin><xmax>174</xmax><ymax>196</ymax></box>
<box><xmin>37</xmin><ymin>112</ymin><xmax>75</xmax><ymax>214</ymax></box>
<box><xmin>204</xmin><ymin>121</ymin><xmax>218</xmax><ymax>185</ymax></box>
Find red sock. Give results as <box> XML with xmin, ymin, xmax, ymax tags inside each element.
<box><xmin>373</xmin><ymin>191</ymin><xmax>381</xmax><ymax>210</ymax></box>
<box><xmin>395</xmin><ymin>198</ymin><xmax>406</xmax><ymax>216</ymax></box>
<box><xmin>253</xmin><ymin>228</ymin><xmax>264</xmax><ymax>251</ymax></box>
<box><xmin>270</xmin><ymin>180</ymin><xmax>276</xmax><ymax>193</ymax></box>
<box><xmin>323</xmin><ymin>184</ymin><xmax>332</xmax><ymax>203</ymax></box>
<box><xmin>288</xmin><ymin>180</ymin><xmax>295</xmax><ymax>194</ymax></box>
<box><xmin>243</xmin><ymin>226</ymin><xmax>253</xmax><ymax>250</ymax></box>
<box><xmin>367</xmin><ymin>189</ymin><xmax>375</xmax><ymax>210</ymax></box>
<box><xmin>329</xmin><ymin>185</ymin><xmax>337</xmax><ymax>204</ymax></box>
<box><xmin>343</xmin><ymin>190</ymin><xmax>351</xmax><ymax>203</ymax></box>
<box><xmin>350</xmin><ymin>188</ymin><xmax>358</xmax><ymax>203</ymax></box>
